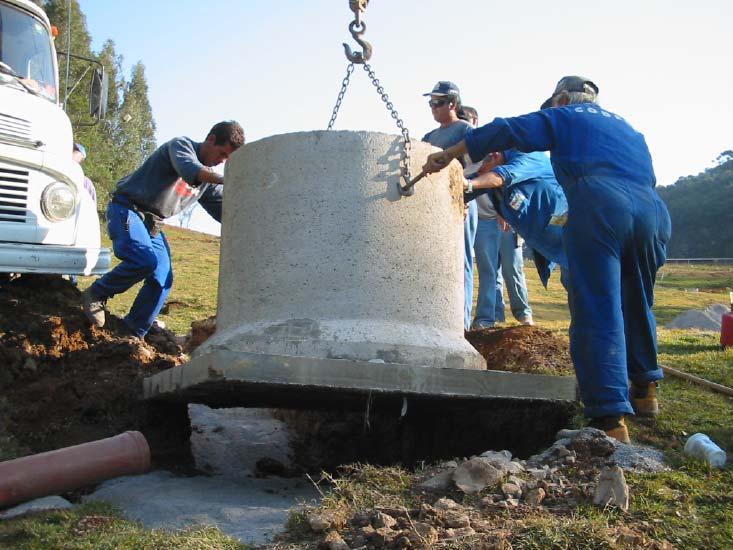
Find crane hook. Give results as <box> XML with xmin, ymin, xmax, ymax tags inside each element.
<box><xmin>342</xmin><ymin>21</ymin><xmax>372</xmax><ymax>64</ymax></box>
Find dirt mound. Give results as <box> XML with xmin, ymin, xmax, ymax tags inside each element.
<box><xmin>466</xmin><ymin>325</ymin><xmax>573</xmax><ymax>375</ymax></box>
<box><xmin>0</xmin><ymin>275</ymin><xmax>190</xmax><ymax>465</ymax></box>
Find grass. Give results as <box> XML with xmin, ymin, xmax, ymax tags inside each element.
<box><xmin>5</xmin><ymin>228</ymin><xmax>733</xmax><ymax>547</ymax></box>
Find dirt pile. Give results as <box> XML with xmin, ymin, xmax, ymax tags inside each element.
<box><xmin>465</xmin><ymin>325</ymin><xmax>573</xmax><ymax>375</ymax></box>
<box><xmin>0</xmin><ymin>275</ymin><xmax>190</xmax><ymax>464</ymax></box>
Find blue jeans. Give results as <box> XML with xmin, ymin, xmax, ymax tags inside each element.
<box><xmin>497</xmin><ymin>230</ymin><xmax>532</xmax><ymax>321</ymax></box>
<box><xmin>92</xmin><ymin>201</ymin><xmax>173</xmax><ymax>337</ymax></box>
<box><xmin>472</xmin><ymin>218</ymin><xmax>502</xmax><ymax>327</ymax></box>
<box><xmin>464</xmin><ymin>201</ymin><xmax>478</xmax><ymax>330</ymax></box>
<box><xmin>564</xmin><ymin>180</ymin><xmax>670</xmax><ymax>418</ymax></box>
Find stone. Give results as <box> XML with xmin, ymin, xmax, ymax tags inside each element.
<box><xmin>526</xmin><ymin>468</ymin><xmax>547</xmax><ymax>481</ymax></box>
<box><xmin>444</xmin><ymin>510</ymin><xmax>471</xmax><ymax>528</ymax></box>
<box><xmin>445</xmin><ymin>526</ymin><xmax>476</xmax><ymax>539</ymax></box>
<box><xmin>371</xmin><ymin>511</ymin><xmax>397</xmax><ymax>529</ymax></box>
<box><xmin>0</xmin><ymin>496</ymin><xmax>73</xmax><ymax>519</ymax></box>
<box><xmin>408</xmin><ymin>522</ymin><xmax>439</xmax><ymax>546</ymax></box>
<box><xmin>369</xmin><ymin>526</ymin><xmax>396</xmax><ymax>546</ymax></box>
<box><xmin>433</xmin><ymin>497</ymin><xmax>459</xmax><ymax>510</ymax></box>
<box><xmin>569</xmin><ymin>428</ymin><xmax>616</xmax><ymax>458</ymax></box>
<box><xmin>501</xmin><ymin>482</ymin><xmax>522</xmax><ymax>499</ymax></box>
<box><xmin>418</xmin><ymin>469</ymin><xmax>455</xmax><ymax>491</ymax></box>
<box><xmin>22</xmin><ymin>357</ymin><xmax>37</xmax><ymax>371</ymax></box>
<box><xmin>453</xmin><ymin>458</ymin><xmax>504</xmax><ymax>494</ymax></box>
<box><xmin>350</xmin><ymin>511</ymin><xmax>371</xmax><ymax>527</ymax></box>
<box><xmin>308</xmin><ymin>511</ymin><xmax>344</xmax><ymax>533</ymax></box>
<box><xmin>525</xmin><ymin>487</ymin><xmax>546</xmax><ymax>507</ymax></box>
<box><xmin>320</xmin><ymin>530</ymin><xmax>350</xmax><ymax>550</ymax></box>
<box><xmin>593</xmin><ymin>465</ymin><xmax>629</xmax><ymax>512</ymax></box>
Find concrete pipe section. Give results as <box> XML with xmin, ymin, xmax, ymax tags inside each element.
<box><xmin>144</xmin><ymin>132</ymin><xmax>576</xmax><ymax>408</ymax></box>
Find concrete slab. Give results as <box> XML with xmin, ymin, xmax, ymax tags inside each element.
<box><xmin>143</xmin><ymin>350</ymin><xmax>577</xmax><ymax>409</ymax></box>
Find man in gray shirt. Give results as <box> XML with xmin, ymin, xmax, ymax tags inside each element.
<box><xmin>421</xmin><ymin>81</ymin><xmax>475</xmax><ymax>330</ymax></box>
<box><xmin>82</xmin><ymin>121</ymin><xmax>244</xmax><ymax>338</ymax></box>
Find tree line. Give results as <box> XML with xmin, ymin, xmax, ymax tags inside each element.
<box><xmin>657</xmin><ymin>152</ymin><xmax>733</xmax><ymax>258</ymax></box>
<box><xmin>33</xmin><ymin>0</ymin><xmax>156</xmax><ymax>207</ymax></box>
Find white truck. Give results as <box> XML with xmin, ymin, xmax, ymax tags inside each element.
<box><xmin>0</xmin><ymin>0</ymin><xmax>110</xmax><ymax>275</ymax></box>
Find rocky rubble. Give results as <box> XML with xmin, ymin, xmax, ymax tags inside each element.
<box><xmin>297</xmin><ymin>428</ymin><xmax>670</xmax><ymax>549</ymax></box>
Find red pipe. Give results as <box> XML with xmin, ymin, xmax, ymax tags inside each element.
<box><xmin>0</xmin><ymin>431</ymin><xmax>150</xmax><ymax>509</ymax></box>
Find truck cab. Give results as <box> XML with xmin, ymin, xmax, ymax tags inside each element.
<box><xmin>0</xmin><ymin>0</ymin><xmax>110</xmax><ymax>275</ymax></box>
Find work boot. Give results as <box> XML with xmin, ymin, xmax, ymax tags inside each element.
<box><xmin>81</xmin><ymin>286</ymin><xmax>106</xmax><ymax>327</ymax></box>
<box><xmin>518</xmin><ymin>315</ymin><xmax>534</xmax><ymax>326</ymax></box>
<box><xmin>631</xmin><ymin>381</ymin><xmax>659</xmax><ymax>417</ymax></box>
<box><xmin>589</xmin><ymin>415</ymin><xmax>631</xmax><ymax>445</ymax></box>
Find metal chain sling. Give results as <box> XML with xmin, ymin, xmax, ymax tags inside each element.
<box><xmin>326</xmin><ymin>1</ymin><xmax>415</xmax><ymax>196</ymax></box>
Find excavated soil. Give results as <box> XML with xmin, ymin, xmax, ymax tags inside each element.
<box><xmin>465</xmin><ymin>325</ymin><xmax>573</xmax><ymax>375</ymax></box>
<box><xmin>0</xmin><ymin>275</ymin><xmax>191</xmax><ymax>466</ymax></box>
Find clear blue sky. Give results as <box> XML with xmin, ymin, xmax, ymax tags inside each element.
<box><xmin>78</xmin><ymin>0</ymin><xmax>731</xmax><ymax>187</ymax></box>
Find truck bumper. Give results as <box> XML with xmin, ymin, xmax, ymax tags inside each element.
<box><xmin>0</xmin><ymin>243</ymin><xmax>111</xmax><ymax>276</ymax></box>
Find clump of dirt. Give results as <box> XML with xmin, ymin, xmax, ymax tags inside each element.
<box><xmin>466</xmin><ymin>325</ymin><xmax>573</xmax><ymax>375</ymax></box>
<box><xmin>0</xmin><ymin>275</ymin><xmax>191</xmax><ymax>466</ymax></box>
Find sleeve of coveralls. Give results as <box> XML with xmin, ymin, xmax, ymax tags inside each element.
<box><xmin>168</xmin><ymin>137</ymin><xmax>205</xmax><ymax>185</ymax></box>
<box><xmin>198</xmin><ymin>184</ymin><xmax>224</xmax><ymax>223</ymax></box>
<box><xmin>465</xmin><ymin>111</ymin><xmax>555</xmax><ymax>164</ymax></box>
<box><xmin>491</xmin><ymin>150</ymin><xmax>538</xmax><ymax>187</ymax></box>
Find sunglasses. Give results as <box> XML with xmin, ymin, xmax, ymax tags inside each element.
<box><xmin>428</xmin><ymin>99</ymin><xmax>451</xmax><ymax>108</ymax></box>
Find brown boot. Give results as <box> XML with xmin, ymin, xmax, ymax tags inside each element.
<box><xmin>589</xmin><ymin>415</ymin><xmax>631</xmax><ymax>444</ymax></box>
<box><xmin>631</xmin><ymin>382</ymin><xmax>659</xmax><ymax>417</ymax></box>
<box><xmin>81</xmin><ymin>286</ymin><xmax>106</xmax><ymax>327</ymax></box>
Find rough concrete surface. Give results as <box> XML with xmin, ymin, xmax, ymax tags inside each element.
<box><xmin>204</xmin><ymin>130</ymin><xmax>484</xmax><ymax>371</ymax></box>
<box><xmin>0</xmin><ymin>496</ymin><xmax>73</xmax><ymax>520</ymax></box>
<box><xmin>84</xmin><ymin>471</ymin><xmax>318</xmax><ymax>545</ymax></box>
<box><xmin>666</xmin><ymin>303</ymin><xmax>728</xmax><ymax>331</ymax></box>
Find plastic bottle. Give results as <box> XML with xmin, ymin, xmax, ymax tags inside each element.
<box><xmin>683</xmin><ymin>433</ymin><xmax>727</xmax><ymax>468</ymax></box>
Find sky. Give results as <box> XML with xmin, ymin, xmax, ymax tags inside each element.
<box><xmin>76</xmin><ymin>0</ymin><xmax>731</xmax><ymax>229</ymax></box>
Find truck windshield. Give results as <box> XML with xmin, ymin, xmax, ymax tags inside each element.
<box><xmin>0</xmin><ymin>3</ymin><xmax>56</xmax><ymax>102</ymax></box>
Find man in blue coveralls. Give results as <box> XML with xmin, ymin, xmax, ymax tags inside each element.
<box><xmin>421</xmin><ymin>81</ymin><xmax>476</xmax><ymax>330</ymax></box>
<box><xmin>424</xmin><ymin>77</ymin><xmax>671</xmax><ymax>444</ymax></box>
<box><xmin>81</xmin><ymin>120</ymin><xmax>245</xmax><ymax>338</ymax></box>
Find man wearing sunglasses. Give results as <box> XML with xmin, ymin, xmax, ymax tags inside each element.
<box><xmin>421</xmin><ymin>81</ymin><xmax>476</xmax><ymax>330</ymax></box>
<box><xmin>421</xmin><ymin>76</ymin><xmax>671</xmax><ymax>444</ymax></box>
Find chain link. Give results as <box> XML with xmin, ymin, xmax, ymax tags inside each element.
<box><xmin>327</xmin><ymin>63</ymin><xmax>355</xmax><ymax>131</ymax></box>
<box><xmin>360</xmin><ymin>62</ymin><xmax>412</xmax><ymax>184</ymax></box>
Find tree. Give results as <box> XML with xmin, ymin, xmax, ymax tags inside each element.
<box><xmin>116</xmin><ymin>62</ymin><xmax>157</xmax><ymax>175</ymax></box>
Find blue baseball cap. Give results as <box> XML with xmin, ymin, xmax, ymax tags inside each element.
<box><xmin>423</xmin><ymin>81</ymin><xmax>461</xmax><ymax>99</ymax></box>
<box><xmin>73</xmin><ymin>143</ymin><xmax>87</xmax><ymax>159</ymax></box>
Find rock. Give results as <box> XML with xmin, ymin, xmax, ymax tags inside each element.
<box><xmin>308</xmin><ymin>511</ymin><xmax>344</xmax><ymax>533</ymax></box>
<box><xmin>569</xmin><ymin>428</ymin><xmax>616</xmax><ymax>459</ymax></box>
<box><xmin>593</xmin><ymin>465</ymin><xmax>629</xmax><ymax>512</ymax></box>
<box><xmin>371</xmin><ymin>510</ymin><xmax>397</xmax><ymax>529</ymax></box>
<box><xmin>0</xmin><ymin>496</ymin><xmax>73</xmax><ymax>519</ymax></box>
<box><xmin>526</xmin><ymin>468</ymin><xmax>547</xmax><ymax>480</ymax></box>
<box><xmin>453</xmin><ymin>458</ymin><xmax>504</xmax><ymax>494</ymax></box>
<box><xmin>441</xmin><ymin>460</ymin><xmax>459</xmax><ymax>468</ymax></box>
<box><xmin>350</xmin><ymin>511</ymin><xmax>371</xmax><ymax>527</ymax></box>
<box><xmin>506</xmin><ymin>461</ymin><xmax>525</xmax><ymax>474</ymax></box>
<box><xmin>445</xmin><ymin>526</ymin><xmax>476</xmax><ymax>539</ymax></box>
<box><xmin>554</xmin><ymin>445</ymin><xmax>571</xmax><ymax>458</ymax></box>
<box><xmin>433</xmin><ymin>497</ymin><xmax>459</xmax><ymax>510</ymax></box>
<box><xmin>187</xmin><ymin>315</ymin><xmax>217</xmax><ymax>353</ymax></box>
<box><xmin>505</xmin><ymin>498</ymin><xmax>520</xmax><ymax>508</ymax></box>
<box><xmin>501</xmin><ymin>482</ymin><xmax>522</xmax><ymax>499</ymax></box>
<box><xmin>408</xmin><ymin>522</ymin><xmax>438</xmax><ymax>546</ymax></box>
<box><xmin>525</xmin><ymin>487</ymin><xmax>546</xmax><ymax>507</ymax></box>
<box><xmin>444</xmin><ymin>510</ymin><xmax>471</xmax><ymax>528</ymax></box>
<box><xmin>375</xmin><ymin>506</ymin><xmax>409</xmax><ymax>520</ymax></box>
<box><xmin>22</xmin><ymin>357</ymin><xmax>37</xmax><ymax>372</ymax></box>
<box><xmin>418</xmin><ymin>469</ymin><xmax>455</xmax><ymax>491</ymax></box>
<box><xmin>479</xmin><ymin>450</ymin><xmax>512</xmax><ymax>464</ymax></box>
<box><xmin>320</xmin><ymin>530</ymin><xmax>349</xmax><ymax>550</ymax></box>
<box><xmin>369</xmin><ymin>526</ymin><xmax>397</xmax><ymax>546</ymax></box>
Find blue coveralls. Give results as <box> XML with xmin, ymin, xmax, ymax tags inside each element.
<box><xmin>465</xmin><ymin>105</ymin><xmax>671</xmax><ymax>418</ymax></box>
<box><xmin>91</xmin><ymin>138</ymin><xmax>224</xmax><ymax>337</ymax></box>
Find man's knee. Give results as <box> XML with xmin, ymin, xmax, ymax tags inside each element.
<box><xmin>131</xmin><ymin>248</ymin><xmax>158</xmax><ymax>276</ymax></box>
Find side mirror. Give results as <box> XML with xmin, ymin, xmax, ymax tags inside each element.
<box><xmin>89</xmin><ymin>67</ymin><xmax>108</xmax><ymax>120</ymax></box>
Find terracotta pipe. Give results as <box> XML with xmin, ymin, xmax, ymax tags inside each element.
<box><xmin>0</xmin><ymin>431</ymin><xmax>150</xmax><ymax>509</ymax></box>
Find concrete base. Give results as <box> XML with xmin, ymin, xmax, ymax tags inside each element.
<box><xmin>143</xmin><ymin>349</ymin><xmax>577</xmax><ymax>409</ymax></box>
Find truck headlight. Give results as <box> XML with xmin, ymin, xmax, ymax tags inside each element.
<box><xmin>41</xmin><ymin>182</ymin><xmax>77</xmax><ymax>222</ymax></box>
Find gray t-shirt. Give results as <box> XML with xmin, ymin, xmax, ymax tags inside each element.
<box><xmin>422</xmin><ymin>119</ymin><xmax>472</xmax><ymax>157</ymax></box>
<box><xmin>115</xmin><ymin>136</ymin><xmax>223</xmax><ymax>221</ymax></box>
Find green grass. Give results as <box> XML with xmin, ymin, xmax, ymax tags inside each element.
<box><xmin>7</xmin><ymin>228</ymin><xmax>733</xmax><ymax>547</ymax></box>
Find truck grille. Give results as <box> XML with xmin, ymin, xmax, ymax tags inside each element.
<box><xmin>0</xmin><ymin>113</ymin><xmax>32</xmax><ymax>142</ymax></box>
<box><xmin>0</xmin><ymin>164</ymin><xmax>29</xmax><ymax>223</ymax></box>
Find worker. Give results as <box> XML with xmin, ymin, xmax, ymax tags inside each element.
<box><xmin>72</xmin><ymin>142</ymin><xmax>97</xmax><ymax>204</ymax></box>
<box><xmin>421</xmin><ymin>81</ymin><xmax>476</xmax><ymax>330</ymax></box>
<box><xmin>423</xmin><ymin>76</ymin><xmax>671</xmax><ymax>444</ymax></box>
<box><xmin>81</xmin><ymin>120</ymin><xmax>245</xmax><ymax>338</ymax></box>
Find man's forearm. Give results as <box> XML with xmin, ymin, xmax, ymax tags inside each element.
<box><xmin>471</xmin><ymin>171</ymin><xmax>504</xmax><ymax>190</ymax></box>
<box><xmin>197</xmin><ymin>167</ymin><xmax>224</xmax><ymax>184</ymax></box>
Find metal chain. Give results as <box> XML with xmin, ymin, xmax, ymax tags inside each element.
<box><xmin>361</xmin><ymin>62</ymin><xmax>412</xmax><ymax>184</ymax></box>
<box><xmin>327</xmin><ymin>63</ymin><xmax>355</xmax><ymax>131</ymax></box>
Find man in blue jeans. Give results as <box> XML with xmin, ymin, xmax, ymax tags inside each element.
<box><xmin>81</xmin><ymin>121</ymin><xmax>244</xmax><ymax>338</ymax></box>
<box><xmin>421</xmin><ymin>81</ymin><xmax>475</xmax><ymax>329</ymax></box>
<box><xmin>496</xmin><ymin>228</ymin><xmax>533</xmax><ymax>325</ymax></box>
<box><xmin>424</xmin><ymin>76</ymin><xmax>671</xmax><ymax>443</ymax></box>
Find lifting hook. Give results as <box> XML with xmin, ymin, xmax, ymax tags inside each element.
<box><xmin>342</xmin><ymin>21</ymin><xmax>372</xmax><ymax>64</ymax></box>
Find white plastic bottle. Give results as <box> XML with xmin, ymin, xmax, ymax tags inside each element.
<box><xmin>683</xmin><ymin>433</ymin><xmax>727</xmax><ymax>468</ymax></box>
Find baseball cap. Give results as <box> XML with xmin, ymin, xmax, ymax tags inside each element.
<box><xmin>544</xmin><ymin>75</ymin><xmax>598</xmax><ymax>106</ymax></box>
<box><xmin>73</xmin><ymin>142</ymin><xmax>87</xmax><ymax>159</ymax></box>
<box><xmin>423</xmin><ymin>80</ymin><xmax>460</xmax><ymax>98</ymax></box>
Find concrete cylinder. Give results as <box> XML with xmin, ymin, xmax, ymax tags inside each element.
<box><xmin>200</xmin><ymin>131</ymin><xmax>485</xmax><ymax>370</ymax></box>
